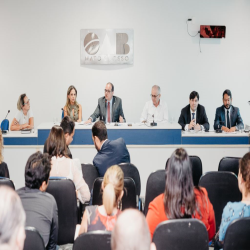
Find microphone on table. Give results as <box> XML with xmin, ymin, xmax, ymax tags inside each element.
<box><xmin>150</xmin><ymin>114</ymin><xmax>157</xmax><ymax>127</ymax></box>
<box><xmin>215</xmin><ymin>121</ymin><xmax>224</xmax><ymax>133</ymax></box>
<box><xmin>1</xmin><ymin>110</ymin><xmax>10</xmax><ymax>134</ymax></box>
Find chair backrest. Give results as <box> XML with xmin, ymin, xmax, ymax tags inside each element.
<box><xmin>144</xmin><ymin>170</ymin><xmax>165</xmax><ymax>216</ymax></box>
<box><xmin>224</xmin><ymin>217</ymin><xmax>250</xmax><ymax>250</ymax></box>
<box><xmin>166</xmin><ymin>155</ymin><xmax>202</xmax><ymax>186</ymax></box>
<box><xmin>23</xmin><ymin>227</ymin><xmax>45</xmax><ymax>250</ymax></box>
<box><xmin>218</xmin><ymin>157</ymin><xmax>241</xmax><ymax>176</ymax></box>
<box><xmin>73</xmin><ymin>231</ymin><xmax>111</xmax><ymax>250</ymax></box>
<box><xmin>0</xmin><ymin>162</ymin><xmax>10</xmax><ymax>178</ymax></box>
<box><xmin>118</xmin><ymin>163</ymin><xmax>141</xmax><ymax>196</ymax></box>
<box><xmin>199</xmin><ymin>171</ymin><xmax>242</xmax><ymax>232</ymax></box>
<box><xmin>152</xmin><ymin>219</ymin><xmax>208</xmax><ymax>250</ymax></box>
<box><xmin>92</xmin><ymin>177</ymin><xmax>136</xmax><ymax>210</ymax></box>
<box><xmin>0</xmin><ymin>177</ymin><xmax>15</xmax><ymax>189</ymax></box>
<box><xmin>81</xmin><ymin>163</ymin><xmax>99</xmax><ymax>190</ymax></box>
<box><xmin>46</xmin><ymin>177</ymin><xmax>78</xmax><ymax>245</ymax></box>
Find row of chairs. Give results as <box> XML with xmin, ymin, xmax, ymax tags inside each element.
<box><xmin>24</xmin><ymin>217</ymin><xmax>250</xmax><ymax>250</ymax></box>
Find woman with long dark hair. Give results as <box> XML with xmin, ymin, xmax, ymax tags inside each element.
<box><xmin>146</xmin><ymin>148</ymin><xmax>215</xmax><ymax>240</ymax></box>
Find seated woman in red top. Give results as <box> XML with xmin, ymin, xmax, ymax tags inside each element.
<box><xmin>78</xmin><ymin>165</ymin><xmax>124</xmax><ymax>234</ymax></box>
<box><xmin>146</xmin><ymin>148</ymin><xmax>216</xmax><ymax>241</ymax></box>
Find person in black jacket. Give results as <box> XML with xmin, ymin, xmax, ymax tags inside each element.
<box><xmin>214</xmin><ymin>89</ymin><xmax>244</xmax><ymax>132</ymax></box>
<box><xmin>92</xmin><ymin>121</ymin><xmax>130</xmax><ymax>177</ymax></box>
<box><xmin>178</xmin><ymin>91</ymin><xmax>209</xmax><ymax>131</ymax></box>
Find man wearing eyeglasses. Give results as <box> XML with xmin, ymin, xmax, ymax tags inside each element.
<box><xmin>140</xmin><ymin>85</ymin><xmax>168</xmax><ymax>123</ymax></box>
<box><xmin>85</xmin><ymin>82</ymin><xmax>125</xmax><ymax>124</ymax></box>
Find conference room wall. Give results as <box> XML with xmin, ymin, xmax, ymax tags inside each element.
<box><xmin>0</xmin><ymin>0</ymin><xmax>250</xmax><ymax>127</ymax></box>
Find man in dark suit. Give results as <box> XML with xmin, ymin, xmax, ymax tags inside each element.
<box><xmin>85</xmin><ymin>82</ymin><xmax>125</xmax><ymax>124</ymax></box>
<box><xmin>178</xmin><ymin>91</ymin><xmax>209</xmax><ymax>131</ymax></box>
<box><xmin>214</xmin><ymin>89</ymin><xmax>244</xmax><ymax>132</ymax></box>
<box><xmin>92</xmin><ymin>121</ymin><xmax>130</xmax><ymax>177</ymax></box>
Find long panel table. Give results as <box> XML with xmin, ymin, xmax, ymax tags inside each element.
<box><xmin>3</xmin><ymin>123</ymin><xmax>250</xmax><ymax>195</ymax></box>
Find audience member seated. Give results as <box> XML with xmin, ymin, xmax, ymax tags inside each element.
<box><xmin>10</xmin><ymin>93</ymin><xmax>34</xmax><ymax>131</ymax></box>
<box><xmin>92</xmin><ymin>121</ymin><xmax>130</xmax><ymax>177</ymax></box>
<box><xmin>17</xmin><ymin>152</ymin><xmax>58</xmax><ymax>250</ymax></box>
<box><xmin>44</xmin><ymin>116</ymin><xmax>75</xmax><ymax>159</ymax></box>
<box><xmin>78</xmin><ymin>165</ymin><xmax>123</xmax><ymax>235</ymax></box>
<box><xmin>0</xmin><ymin>130</ymin><xmax>9</xmax><ymax>178</ymax></box>
<box><xmin>0</xmin><ymin>186</ymin><xmax>26</xmax><ymax>250</ymax></box>
<box><xmin>111</xmin><ymin>209</ymin><xmax>156</xmax><ymax>250</ymax></box>
<box><xmin>48</xmin><ymin>125</ymin><xmax>90</xmax><ymax>204</ymax></box>
<box><xmin>146</xmin><ymin>148</ymin><xmax>216</xmax><ymax>240</ymax></box>
<box><xmin>63</xmin><ymin>85</ymin><xmax>82</xmax><ymax>122</ymax></box>
<box><xmin>217</xmin><ymin>152</ymin><xmax>250</xmax><ymax>247</ymax></box>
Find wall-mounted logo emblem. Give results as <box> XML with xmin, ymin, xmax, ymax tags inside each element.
<box><xmin>80</xmin><ymin>29</ymin><xmax>134</xmax><ymax>65</ymax></box>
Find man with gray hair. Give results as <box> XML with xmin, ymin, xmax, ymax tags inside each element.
<box><xmin>111</xmin><ymin>209</ymin><xmax>156</xmax><ymax>250</ymax></box>
<box><xmin>0</xmin><ymin>186</ymin><xmax>26</xmax><ymax>250</ymax></box>
<box><xmin>140</xmin><ymin>85</ymin><xmax>168</xmax><ymax>123</ymax></box>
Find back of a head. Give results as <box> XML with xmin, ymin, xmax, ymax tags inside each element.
<box><xmin>92</xmin><ymin>121</ymin><xmax>108</xmax><ymax>141</ymax></box>
<box><xmin>240</xmin><ymin>152</ymin><xmax>250</xmax><ymax>193</ymax></box>
<box><xmin>103</xmin><ymin>165</ymin><xmax>124</xmax><ymax>215</ymax></box>
<box><xmin>25</xmin><ymin>151</ymin><xmax>51</xmax><ymax>189</ymax></box>
<box><xmin>111</xmin><ymin>209</ymin><xmax>151</xmax><ymax>250</ymax></box>
<box><xmin>0</xmin><ymin>186</ymin><xmax>25</xmax><ymax>249</ymax></box>
<box><xmin>60</xmin><ymin>116</ymin><xmax>75</xmax><ymax>135</ymax></box>
<box><xmin>47</xmin><ymin>125</ymin><xmax>67</xmax><ymax>157</ymax></box>
<box><xmin>165</xmin><ymin>148</ymin><xmax>195</xmax><ymax>219</ymax></box>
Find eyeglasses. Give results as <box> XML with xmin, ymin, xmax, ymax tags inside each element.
<box><xmin>150</xmin><ymin>94</ymin><xmax>159</xmax><ymax>98</ymax></box>
<box><xmin>104</xmin><ymin>89</ymin><xmax>113</xmax><ymax>93</ymax></box>
<box><xmin>24</xmin><ymin>99</ymin><xmax>30</xmax><ymax>105</ymax></box>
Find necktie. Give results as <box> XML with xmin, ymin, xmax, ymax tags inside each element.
<box><xmin>191</xmin><ymin>113</ymin><xmax>195</xmax><ymax>130</ymax></box>
<box><xmin>227</xmin><ymin>110</ymin><xmax>230</xmax><ymax>129</ymax></box>
<box><xmin>108</xmin><ymin>102</ymin><xmax>111</xmax><ymax>123</ymax></box>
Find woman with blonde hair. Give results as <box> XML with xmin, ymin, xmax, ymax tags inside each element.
<box><xmin>10</xmin><ymin>94</ymin><xmax>34</xmax><ymax>131</ymax></box>
<box><xmin>0</xmin><ymin>130</ymin><xmax>9</xmax><ymax>178</ymax></box>
<box><xmin>63</xmin><ymin>85</ymin><xmax>82</xmax><ymax>122</ymax></box>
<box><xmin>78</xmin><ymin>165</ymin><xmax>124</xmax><ymax>234</ymax></box>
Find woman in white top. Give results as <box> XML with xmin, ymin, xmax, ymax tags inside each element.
<box><xmin>10</xmin><ymin>94</ymin><xmax>34</xmax><ymax>131</ymax></box>
<box><xmin>48</xmin><ymin>125</ymin><xmax>90</xmax><ymax>204</ymax></box>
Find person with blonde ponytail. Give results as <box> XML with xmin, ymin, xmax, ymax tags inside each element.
<box><xmin>78</xmin><ymin>165</ymin><xmax>124</xmax><ymax>235</ymax></box>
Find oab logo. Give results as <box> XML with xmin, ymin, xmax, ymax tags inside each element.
<box><xmin>84</xmin><ymin>33</ymin><xmax>100</xmax><ymax>55</ymax></box>
<box><xmin>80</xmin><ymin>29</ymin><xmax>134</xmax><ymax>65</ymax></box>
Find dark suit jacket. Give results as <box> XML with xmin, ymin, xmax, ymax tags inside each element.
<box><xmin>178</xmin><ymin>104</ymin><xmax>209</xmax><ymax>131</ymax></box>
<box><xmin>90</xmin><ymin>96</ymin><xmax>126</xmax><ymax>122</ymax></box>
<box><xmin>93</xmin><ymin>138</ymin><xmax>130</xmax><ymax>177</ymax></box>
<box><xmin>214</xmin><ymin>105</ymin><xmax>244</xmax><ymax>130</ymax></box>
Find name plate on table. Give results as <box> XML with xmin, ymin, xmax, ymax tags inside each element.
<box><xmin>80</xmin><ymin>29</ymin><xmax>134</xmax><ymax>65</ymax></box>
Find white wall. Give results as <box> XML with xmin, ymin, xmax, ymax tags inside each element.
<box><xmin>0</xmin><ymin>0</ymin><xmax>250</xmax><ymax>128</ymax></box>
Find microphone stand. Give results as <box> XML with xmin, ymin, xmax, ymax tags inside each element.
<box><xmin>150</xmin><ymin>115</ymin><xmax>157</xmax><ymax>126</ymax></box>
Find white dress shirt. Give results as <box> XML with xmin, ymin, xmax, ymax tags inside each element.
<box><xmin>140</xmin><ymin>100</ymin><xmax>168</xmax><ymax>123</ymax></box>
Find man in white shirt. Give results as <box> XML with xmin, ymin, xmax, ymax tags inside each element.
<box><xmin>140</xmin><ymin>85</ymin><xmax>168</xmax><ymax>123</ymax></box>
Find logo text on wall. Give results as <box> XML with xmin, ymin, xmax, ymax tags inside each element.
<box><xmin>80</xmin><ymin>29</ymin><xmax>134</xmax><ymax>65</ymax></box>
